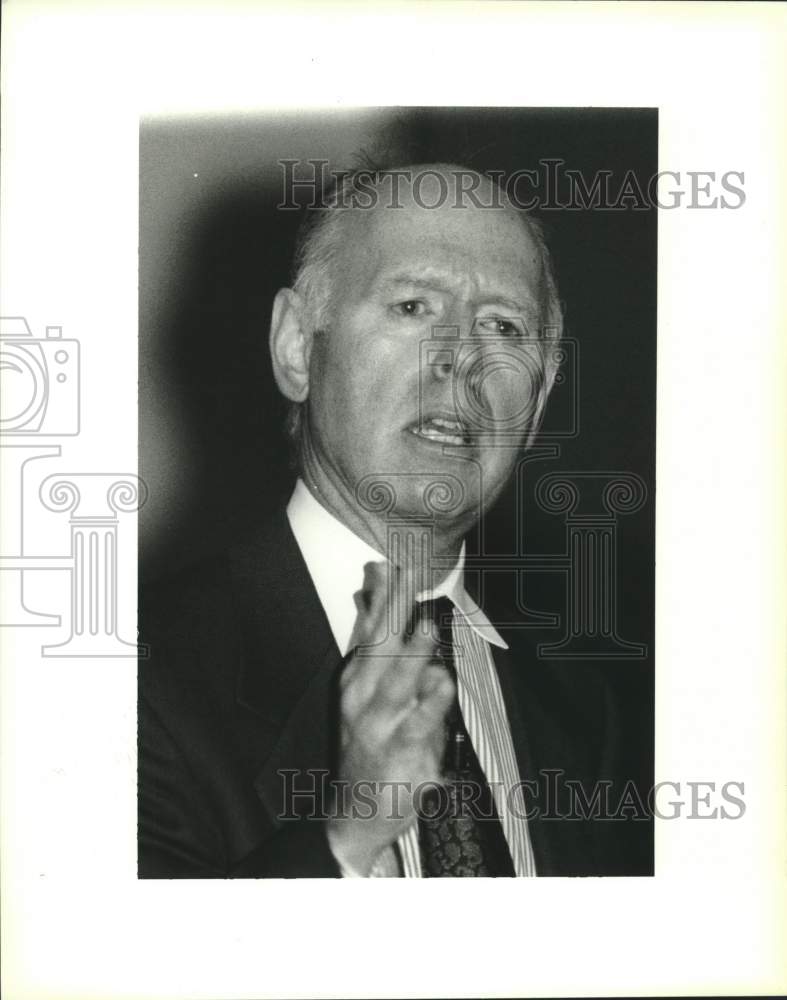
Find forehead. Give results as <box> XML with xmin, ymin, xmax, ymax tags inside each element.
<box><xmin>335</xmin><ymin>181</ymin><xmax>544</xmax><ymax>308</ymax></box>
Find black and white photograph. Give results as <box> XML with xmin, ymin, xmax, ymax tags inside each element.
<box><xmin>138</xmin><ymin>108</ymin><xmax>657</xmax><ymax>880</ymax></box>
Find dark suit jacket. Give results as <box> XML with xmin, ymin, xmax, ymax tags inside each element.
<box><xmin>138</xmin><ymin>509</ymin><xmax>652</xmax><ymax>878</ymax></box>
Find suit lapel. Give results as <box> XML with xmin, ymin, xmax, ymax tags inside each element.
<box><xmin>491</xmin><ymin>641</ymin><xmax>557</xmax><ymax>875</ymax></box>
<box><xmin>492</xmin><ymin>638</ymin><xmax>599</xmax><ymax>876</ymax></box>
<box><xmin>229</xmin><ymin>510</ymin><xmax>344</xmax><ymax>824</ymax></box>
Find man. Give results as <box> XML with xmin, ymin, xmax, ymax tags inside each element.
<box><xmin>139</xmin><ymin>163</ymin><xmax>646</xmax><ymax>877</ymax></box>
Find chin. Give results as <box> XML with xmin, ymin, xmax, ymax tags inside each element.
<box><xmin>353</xmin><ymin>467</ymin><xmax>473</xmax><ymax>521</ymax></box>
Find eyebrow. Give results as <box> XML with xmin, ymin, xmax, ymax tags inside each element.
<box><xmin>380</xmin><ymin>274</ymin><xmax>536</xmax><ymax>315</ymax></box>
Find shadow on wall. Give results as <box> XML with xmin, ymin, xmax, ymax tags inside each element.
<box><xmin>139</xmin><ymin>109</ymin><xmax>405</xmax><ymax>579</ymax></box>
<box><xmin>140</xmin><ymin>185</ymin><xmax>297</xmax><ymax>580</ymax></box>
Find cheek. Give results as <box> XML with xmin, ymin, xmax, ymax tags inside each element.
<box><xmin>478</xmin><ymin>354</ymin><xmax>543</xmax><ymax>433</ymax></box>
<box><xmin>308</xmin><ymin>309</ymin><xmax>424</xmax><ymax>431</ymax></box>
<box><xmin>309</xmin><ymin>330</ymin><xmax>357</xmax><ymax>402</ymax></box>
<box><xmin>500</xmin><ymin>373</ymin><xmax>538</xmax><ymax>424</ymax></box>
<box><xmin>307</xmin><ymin>331</ymin><xmax>383</xmax><ymax>446</ymax></box>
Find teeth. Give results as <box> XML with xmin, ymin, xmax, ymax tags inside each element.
<box><xmin>411</xmin><ymin>418</ymin><xmax>468</xmax><ymax>446</ymax></box>
<box><xmin>429</xmin><ymin>417</ymin><xmax>463</xmax><ymax>431</ymax></box>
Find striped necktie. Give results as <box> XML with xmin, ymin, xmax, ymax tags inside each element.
<box><xmin>417</xmin><ymin>596</ymin><xmax>514</xmax><ymax>877</ymax></box>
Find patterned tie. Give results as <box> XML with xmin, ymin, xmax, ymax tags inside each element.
<box><xmin>416</xmin><ymin>596</ymin><xmax>515</xmax><ymax>877</ymax></box>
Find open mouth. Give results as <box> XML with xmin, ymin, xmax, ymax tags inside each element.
<box><xmin>409</xmin><ymin>415</ymin><xmax>471</xmax><ymax>447</ymax></box>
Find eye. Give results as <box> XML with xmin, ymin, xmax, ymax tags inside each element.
<box><xmin>392</xmin><ymin>299</ymin><xmax>428</xmax><ymax>318</ymax></box>
<box><xmin>477</xmin><ymin>316</ymin><xmax>527</xmax><ymax>338</ymax></box>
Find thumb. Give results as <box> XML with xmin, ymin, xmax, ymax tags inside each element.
<box><xmin>416</xmin><ymin>663</ymin><xmax>456</xmax><ymax>727</ymax></box>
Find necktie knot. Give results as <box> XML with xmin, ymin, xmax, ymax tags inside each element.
<box><xmin>417</xmin><ymin>595</ymin><xmax>455</xmax><ymax>661</ymax></box>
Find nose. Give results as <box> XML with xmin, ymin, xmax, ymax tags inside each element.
<box><xmin>425</xmin><ymin>324</ymin><xmax>460</xmax><ymax>382</ymax></box>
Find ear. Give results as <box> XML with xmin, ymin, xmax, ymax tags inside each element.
<box><xmin>269</xmin><ymin>288</ymin><xmax>312</xmax><ymax>403</ymax></box>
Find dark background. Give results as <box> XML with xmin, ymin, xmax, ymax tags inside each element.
<box><xmin>139</xmin><ymin>108</ymin><xmax>656</xmax><ymax>862</ymax></box>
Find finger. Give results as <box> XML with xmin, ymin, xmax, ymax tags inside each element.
<box><xmin>358</xmin><ymin>560</ymin><xmax>401</xmax><ymax>645</ymax></box>
<box><xmin>347</xmin><ymin>586</ymin><xmax>375</xmax><ymax>655</ymax></box>
<box><xmin>387</xmin><ymin>659</ymin><xmax>454</xmax><ymax>735</ymax></box>
<box><xmin>345</xmin><ymin>561</ymin><xmax>393</xmax><ymax>670</ymax></box>
<box><xmin>371</xmin><ymin>629</ymin><xmax>437</xmax><ymax>708</ymax></box>
<box><xmin>346</xmin><ymin>562</ymin><xmax>434</xmax><ymax>703</ymax></box>
<box><xmin>356</xmin><ymin>559</ymin><xmax>417</xmax><ymax>653</ymax></box>
<box><xmin>344</xmin><ymin>561</ymin><xmax>412</xmax><ymax>699</ymax></box>
<box><xmin>407</xmin><ymin>598</ymin><xmax>444</xmax><ymax>648</ymax></box>
<box><xmin>418</xmin><ymin>661</ymin><xmax>455</xmax><ymax>700</ymax></box>
<box><xmin>360</xmin><ymin>560</ymin><xmax>390</xmax><ymax>631</ymax></box>
<box><xmin>414</xmin><ymin>664</ymin><xmax>456</xmax><ymax>728</ymax></box>
<box><xmin>352</xmin><ymin>587</ymin><xmax>371</xmax><ymax>617</ymax></box>
<box><xmin>390</xmin><ymin>559</ymin><xmax>424</xmax><ymax>641</ymax></box>
<box><xmin>362</xmin><ymin>559</ymin><xmax>388</xmax><ymax>605</ymax></box>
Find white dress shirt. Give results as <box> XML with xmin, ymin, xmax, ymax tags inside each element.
<box><xmin>287</xmin><ymin>479</ymin><xmax>536</xmax><ymax>877</ymax></box>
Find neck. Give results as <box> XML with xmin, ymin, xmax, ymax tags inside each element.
<box><xmin>299</xmin><ymin>444</ymin><xmax>466</xmax><ymax>589</ymax></box>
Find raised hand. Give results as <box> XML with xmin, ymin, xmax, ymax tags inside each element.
<box><xmin>326</xmin><ymin>561</ymin><xmax>455</xmax><ymax>875</ymax></box>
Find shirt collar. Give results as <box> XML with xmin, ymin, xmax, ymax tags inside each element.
<box><xmin>286</xmin><ymin>479</ymin><xmax>508</xmax><ymax>656</ymax></box>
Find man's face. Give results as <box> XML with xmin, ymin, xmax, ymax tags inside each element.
<box><xmin>303</xmin><ymin>179</ymin><xmax>548</xmax><ymax>535</ymax></box>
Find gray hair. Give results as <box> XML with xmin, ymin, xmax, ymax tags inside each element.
<box><xmin>284</xmin><ymin>165</ymin><xmax>564</xmax><ymax>457</ymax></box>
